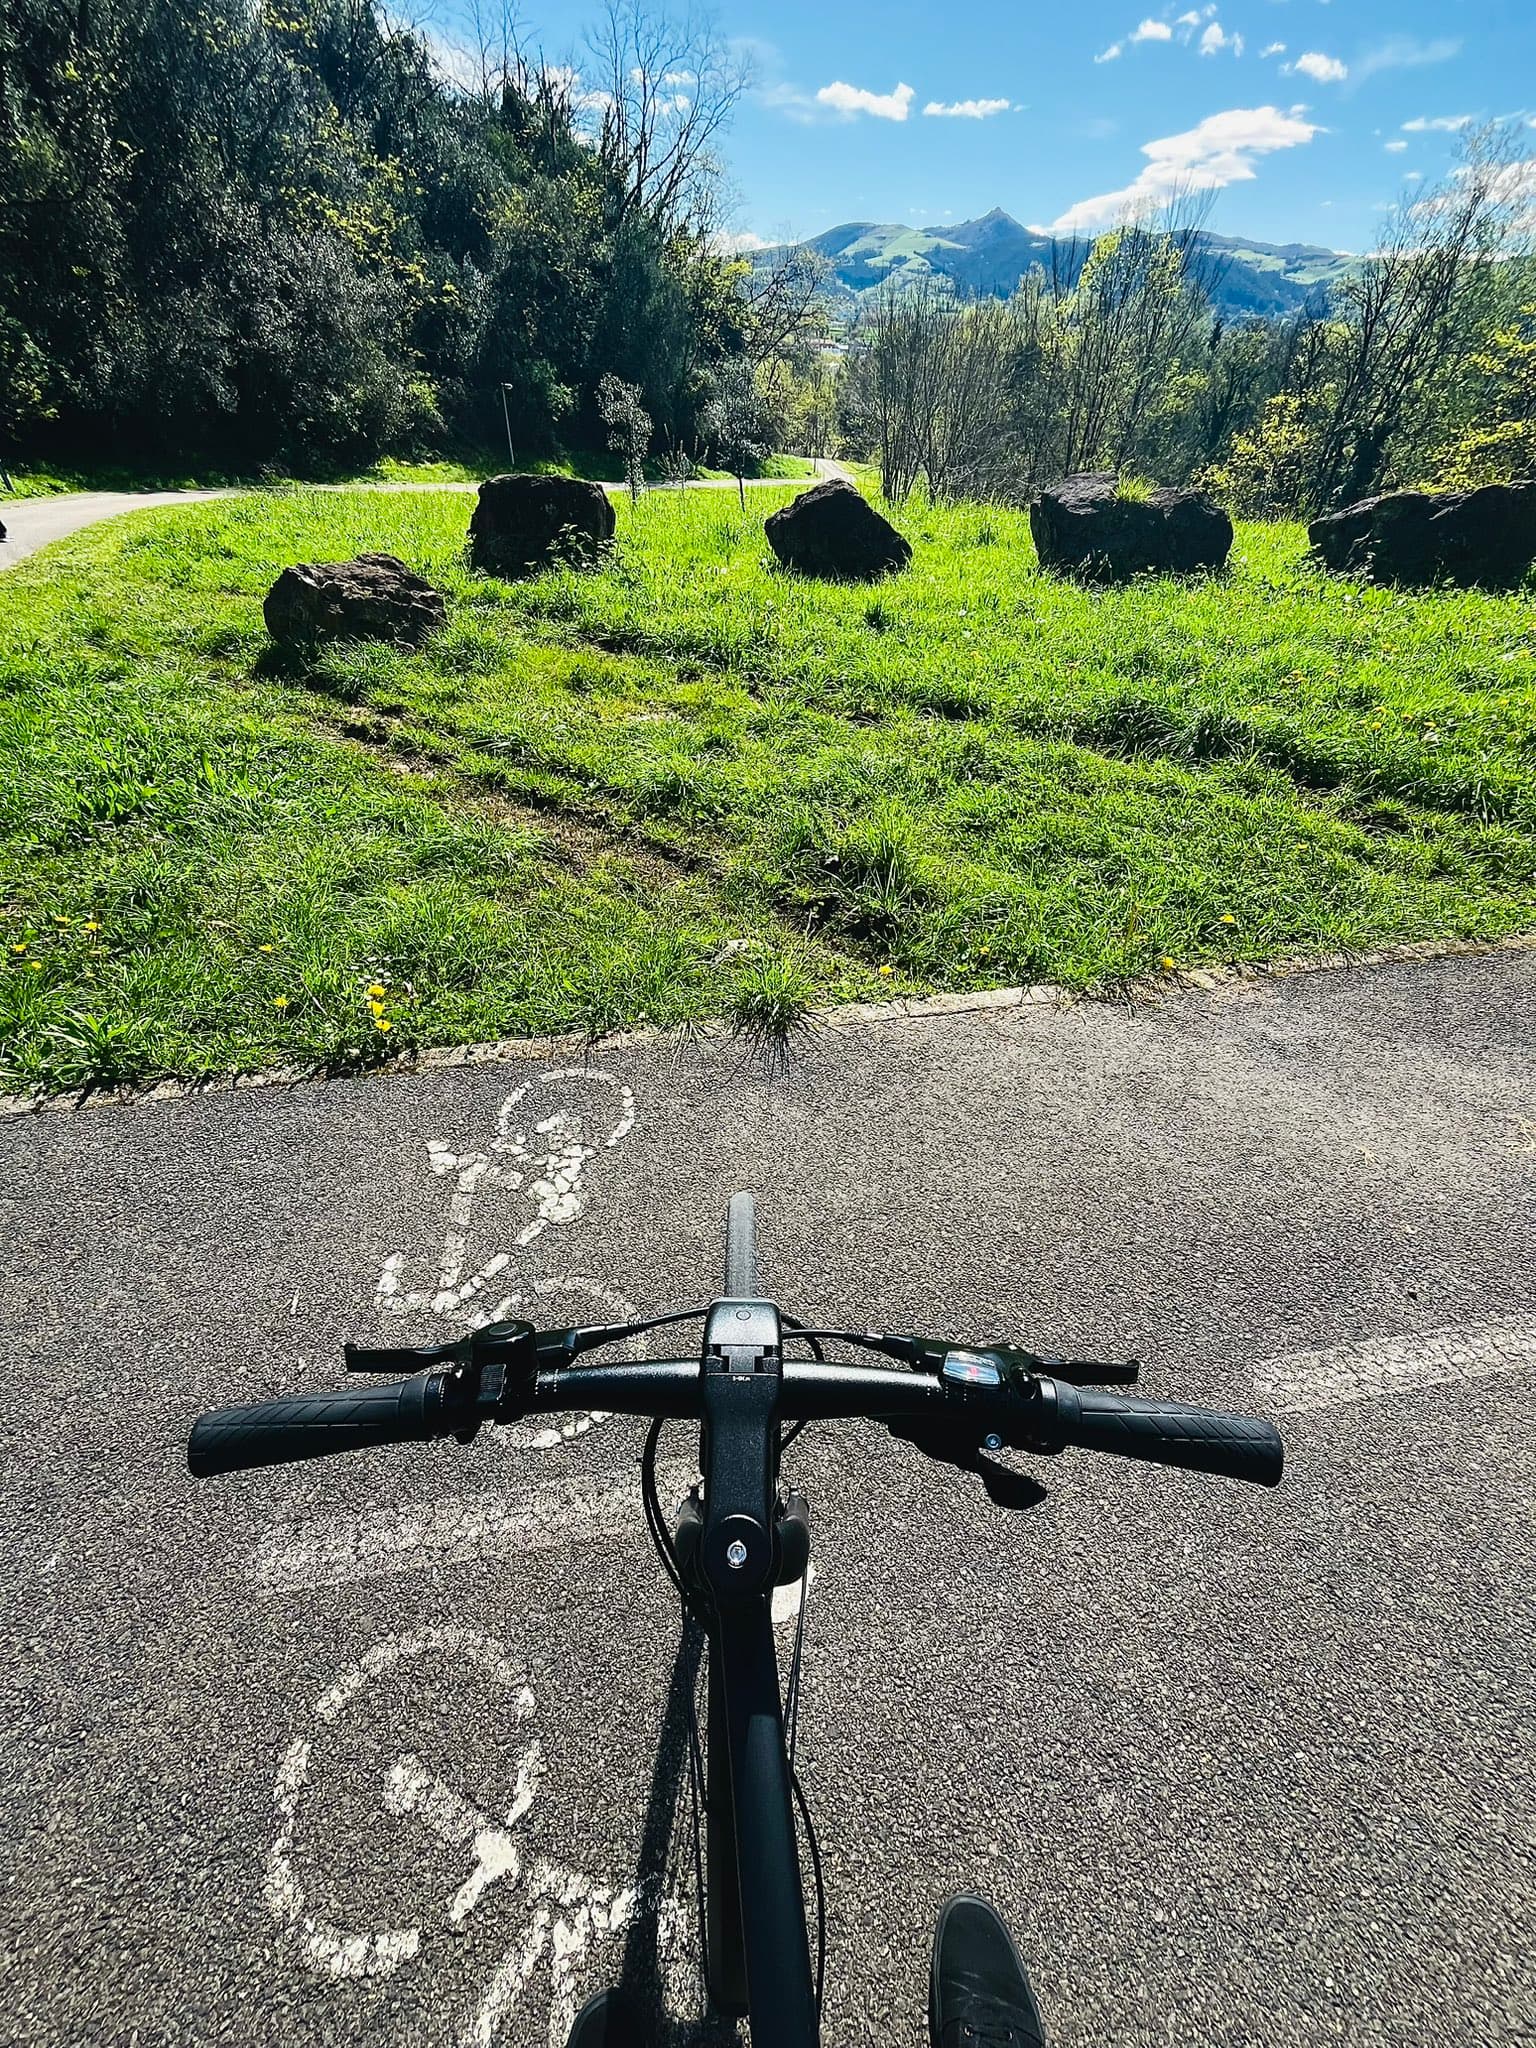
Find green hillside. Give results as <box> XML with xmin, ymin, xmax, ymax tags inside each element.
<box><xmin>766</xmin><ymin>210</ymin><xmax>1356</xmax><ymax>322</ymax></box>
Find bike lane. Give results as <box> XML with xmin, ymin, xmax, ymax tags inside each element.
<box><xmin>3</xmin><ymin>950</ymin><xmax>1533</xmax><ymax>2047</ymax></box>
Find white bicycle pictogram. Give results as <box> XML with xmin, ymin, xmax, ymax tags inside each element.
<box><xmin>268</xmin><ymin>1626</ymin><xmax>692</xmax><ymax>2047</ymax></box>
<box><xmin>374</xmin><ymin>1071</ymin><xmax>641</xmax><ymax>1450</ymax></box>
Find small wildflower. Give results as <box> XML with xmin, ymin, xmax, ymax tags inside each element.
<box><xmin>27</xmin><ymin>961</ymin><xmax>42</xmax><ymax>972</ymax></box>
<box><xmin>374</xmin><ymin>1017</ymin><xmax>393</xmax><ymax>1033</ymax></box>
<box><xmin>82</xmin><ymin>921</ymin><xmax>100</xmax><ymax>932</ymax></box>
<box><xmin>259</xmin><ymin>943</ymin><xmax>275</xmax><ymax>953</ymax></box>
<box><xmin>273</xmin><ymin>995</ymin><xmax>289</xmax><ymax>1010</ymax></box>
<box><xmin>367</xmin><ymin>983</ymin><xmax>387</xmax><ymax>999</ymax></box>
<box><xmin>1160</xmin><ymin>956</ymin><xmax>1176</xmax><ymax>971</ymax></box>
<box><xmin>369</xmin><ymin>999</ymin><xmax>386</xmax><ymax>1018</ymax></box>
<box><xmin>879</xmin><ymin>964</ymin><xmax>894</xmax><ymax>978</ymax></box>
<box><xmin>10</xmin><ymin>942</ymin><xmax>26</xmax><ymax>955</ymax></box>
<box><xmin>1219</xmin><ymin>913</ymin><xmax>1236</xmax><ymax>925</ymax></box>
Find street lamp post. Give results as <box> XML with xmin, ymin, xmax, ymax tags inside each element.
<box><xmin>499</xmin><ymin>383</ymin><xmax>515</xmax><ymax>471</ymax></box>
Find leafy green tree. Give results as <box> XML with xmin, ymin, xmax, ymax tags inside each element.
<box><xmin>597</xmin><ymin>372</ymin><xmax>652</xmax><ymax>502</ymax></box>
<box><xmin>701</xmin><ymin>358</ymin><xmax>776</xmax><ymax>507</ymax></box>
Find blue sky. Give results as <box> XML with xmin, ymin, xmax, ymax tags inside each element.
<box><xmin>449</xmin><ymin>3</ymin><xmax>1535</xmax><ymax>253</ymax></box>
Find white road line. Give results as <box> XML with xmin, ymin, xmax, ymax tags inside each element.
<box><xmin>1254</xmin><ymin>1317</ymin><xmax>1536</xmax><ymax>1416</ymax></box>
<box><xmin>249</xmin><ymin>1458</ymin><xmax>698</xmax><ymax>1594</ymax></box>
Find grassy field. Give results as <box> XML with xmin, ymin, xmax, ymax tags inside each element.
<box><xmin>2</xmin><ymin>485</ymin><xmax>1532</xmax><ymax>1093</ymax></box>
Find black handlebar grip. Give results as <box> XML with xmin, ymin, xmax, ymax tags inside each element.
<box><xmin>1030</xmin><ymin>1378</ymin><xmax>1283</xmax><ymax>1488</ymax></box>
<box><xmin>187</xmin><ymin>1370</ymin><xmax>449</xmax><ymax>1477</ymax></box>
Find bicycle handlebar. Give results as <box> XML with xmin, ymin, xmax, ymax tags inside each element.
<box><xmin>1028</xmin><ymin>1378</ymin><xmax>1283</xmax><ymax>1487</ymax></box>
<box><xmin>187</xmin><ymin>1350</ymin><xmax>1282</xmax><ymax>1489</ymax></box>
<box><xmin>187</xmin><ymin>1369</ymin><xmax>455</xmax><ymax>1477</ymax></box>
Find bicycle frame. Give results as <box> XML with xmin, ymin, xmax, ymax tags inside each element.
<box><xmin>678</xmin><ymin>1291</ymin><xmax>819</xmax><ymax>2048</ymax></box>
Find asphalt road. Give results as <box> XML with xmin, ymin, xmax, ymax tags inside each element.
<box><xmin>0</xmin><ymin>463</ymin><xmax>851</xmax><ymax>571</ymax></box>
<box><xmin>3</xmin><ymin>952</ymin><xmax>1533</xmax><ymax>2048</ymax></box>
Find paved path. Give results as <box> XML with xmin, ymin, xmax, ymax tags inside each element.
<box><xmin>2</xmin><ymin>950</ymin><xmax>1532</xmax><ymax>2047</ymax></box>
<box><xmin>0</xmin><ymin>461</ymin><xmax>852</xmax><ymax>570</ymax></box>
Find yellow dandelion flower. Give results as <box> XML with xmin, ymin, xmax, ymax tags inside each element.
<box><xmin>52</xmin><ymin>916</ymin><xmax>71</xmax><ymax>926</ymax></box>
<box><xmin>1219</xmin><ymin>913</ymin><xmax>1236</xmax><ymax>925</ymax></box>
<box><xmin>27</xmin><ymin>961</ymin><xmax>42</xmax><ymax>972</ymax></box>
<box><xmin>273</xmin><ymin>995</ymin><xmax>289</xmax><ymax>1010</ymax></box>
<box><xmin>879</xmin><ymin>964</ymin><xmax>894</xmax><ymax>978</ymax></box>
<box><xmin>367</xmin><ymin>982</ymin><xmax>387</xmax><ymax>998</ymax></box>
<box><xmin>259</xmin><ymin>943</ymin><xmax>275</xmax><ymax>953</ymax></box>
<box><xmin>374</xmin><ymin>1017</ymin><xmax>393</xmax><ymax>1033</ymax></box>
<box><xmin>369</xmin><ymin>1000</ymin><xmax>385</xmax><ymax>1017</ymax></box>
<box><xmin>82</xmin><ymin>921</ymin><xmax>100</xmax><ymax>932</ymax></box>
<box><xmin>1160</xmin><ymin>956</ymin><xmax>1176</xmax><ymax>971</ymax></box>
<box><xmin>10</xmin><ymin>942</ymin><xmax>26</xmax><ymax>955</ymax></box>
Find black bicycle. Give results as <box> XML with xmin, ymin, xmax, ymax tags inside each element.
<box><xmin>188</xmin><ymin>1194</ymin><xmax>1283</xmax><ymax>2048</ymax></box>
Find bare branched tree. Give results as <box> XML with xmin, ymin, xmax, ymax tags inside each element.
<box><xmin>586</xmin><ymin>3</ymin><xmax>751</xmax><ymax>236</ymax></box>
<box><xmin>739</xmin><ymin>243</ymin><xmax>832</xmax><ymax>364</ymax></box>
<box><xmin>1299</xmin><ymin>122</ymin><xmax>1536</xmax><ymax>508</ymax></box>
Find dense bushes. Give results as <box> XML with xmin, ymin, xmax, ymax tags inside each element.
<box><xmin>0</xmin><ymin>0</ymin><xmax>749</xmax><ymax>475</ymax></box>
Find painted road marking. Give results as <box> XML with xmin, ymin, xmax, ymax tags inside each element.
<box><xmin>267</xmin><ymin>1626</ymin><xmax>536</xmax><ymax>1980</ymax></box>
<box><xmin>382</xmin><ymin>1750</ymin><xmax>541</xmax><ymax>1926</ymax></box>
<box><xmin>1255</xmin><ymin>1317</ymin><xmax>1536</xmax><ymax>1415</ymax></box>
<box><xmin>377</xmin><ymin>1070</ymin><xmax>637</xmax><ymax>1327</ymax></box>
<box><xmin>249</xmin><ymin>1457</ymin><xmax>699</xmax><ymax>1594</ymax></box>
<box><xmin>269</xmin><ymin>1627</ymin><xmax>693</xmax><ymax>2045</ymax></box>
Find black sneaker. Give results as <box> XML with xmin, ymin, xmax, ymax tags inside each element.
<box><xmin>930</xmin><ymin>1893</ymin><xmax>1050</xmax><ymax>2048</ymax></box>
<box><xmin>565</xmin><ymin>1989</ymin><xmax>644</xmax><ymax>2048</ymax></box>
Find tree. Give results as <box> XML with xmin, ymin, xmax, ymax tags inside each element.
<box><xmin>0</xmin><ymin>0</ymin><xmax>755</xmax><ymax>473</ymax></box>
<box><xmin>1430</xmin><ymin>296</ymin><xmax>1536</xmax><ymax>487</ymax></box>
<box><xmin>586</xmin><ymin>1</ymin><xmax>752</xmax><ymax>237</ymax></box>
<box><xmin>1291</xmin><ymin>125</ymin><xmax>1535</xmax><ymax>510</ymax></box>
<box><xmin>597</xmin><ymin>371</ymin><xmax>652</xmax><ymax>502</ymax></box>
<box><xmin>700</xmin><ymin>357</ymin><xmax>775</xmax><ymax>507</ymax></box>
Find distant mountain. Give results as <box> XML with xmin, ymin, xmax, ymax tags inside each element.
<box><xmin>762</xmin><ymin>208</ymin><xmax>1354</xmax><ymax>323</ymax></box>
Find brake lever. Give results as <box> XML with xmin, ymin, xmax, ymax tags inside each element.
<box><xmin>887</xmin><ymin>1420</ymin><xmax>1048</xmax><ymax>1513</ymax></box>
<box><xmin>993</xmin><ymin>1346</ymin><xmax>1140</xmax><ymax>1388</ymax></box>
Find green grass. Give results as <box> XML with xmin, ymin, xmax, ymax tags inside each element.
<box><xmin>2</xmin><ymin>485</ymin><xmax>1532</xmax><ymax>1094</ymax></box>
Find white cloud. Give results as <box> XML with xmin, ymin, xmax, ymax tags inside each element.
<box><xmin>1291</xmin><ymin>51</ymin><xmax>1347</xmax><ymax>83</ymax></box>
<box><xmin>924</xmin><ymin>97</ymin><xmax>1012</xmax><ymax>119</ymax></box>
<box><xmin>421</xmin><ymin>29</ymin><xmax>480</xmax><ymax>90</ymax></box>
<box><xmin>1402</xmin><ymin>113</ymin><xmax>1475</xmax><ymax>133</ymax></box>
<box><xmin>1260</xmin><ymin>42</ymin><xmax>1286</xmax><ymax>60</ymax></box>
<box><xmin>713</xmin><ymin>229</ymin><xmax>772</xmax><ymax>254</ymax></box>
<box><xmin>1050</xmin><ymin>104</ymin><xmax>1321</xmax><ymax>233</ymax></box>
<box><xmin>1355</xmin><ymin>36</ymin><xmax>1461</xmax><ymax>84</ymax></box>
<box><xmin>1404</xmin><ymin>170</ymin><xmax>1423</xmax><ymax>182</ymax></box>
<box><xmin>1131</xmin><ymin>19</ymin><xmax>1173</xmax><ymax>42</ymax></box>
<box><xmin>1384</xmin><ymin>139</ymin><xmax>1408</xmax><ymax>153</ymax></box>
<box><xmin>540</xmin><ymin>63</ymin><xmax>613</xmax><ymax>119</ymax></box>
<box><xmin>1470</xmin><ymin>156</ymin><xmax>1536</xmax><ymax>204</ymax></box>
<box><xmin>1200</xmin><ymin>22</ymin><xmax>1244</xmax><ymax>57</ymax></box>
<box><xmin>1095</xmin><ymin>42</ymin><xmax>1124</xmax><ymax>63</ymax></box>
<box><xmin>815</xmin><ymin>79</ymin><xmax>915</xmax><ymax>121</ymax></box>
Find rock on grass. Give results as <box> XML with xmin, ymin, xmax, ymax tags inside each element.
<box><xmin>467</xmin><ymin>473</ymin><xmax>615</xmax><ymax>578</ymax></box>
<box><xmin>263</xmin><ymin>552</ymin><xmax>445</xmax><ymax>647</ymax></box>
<box><xmin>765</xmin><ymin>479</ymin><xmax>912</xmax><ymax>581</ymax></box>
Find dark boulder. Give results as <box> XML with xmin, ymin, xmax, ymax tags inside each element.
<box><xmin>467</xmin><ymin>472</ymin><xmax>615</xmax><ymax>577</ymax></box>
<box><xmin>1309</xmin><ymin>482</ymin><xmax>1536</xmax><ymax>588</ymax></box>
<box><xmin>1029</xmin><ymin>473</ymin><xmax>1233</xmax><ymax>581</ymax></box>
<box><xmin>263</xmin><ymin>553</ymin><xmax>444</xmax><ymax>647</ymax></box>
<box><xmin>764</xmin><ymin>479</ymin><xmax>912</xmax><ymax>581</ymax></box>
